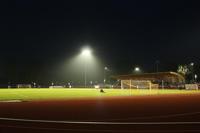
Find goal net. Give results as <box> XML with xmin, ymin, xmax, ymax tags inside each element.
<box><xmin>121</xmin><ymin>80</ymin><xmax>153</xmax><ymax>89</ymax></box>
<box><xmin>17</xmin><ymin>84</ymin><xmax>32</xmax><ymax>88</ymax></box>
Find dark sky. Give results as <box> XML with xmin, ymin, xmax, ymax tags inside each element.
<box><xmin>0</xmin><ymin>0</ymin><xmax>200</xmax><ymax>84</ymax></box>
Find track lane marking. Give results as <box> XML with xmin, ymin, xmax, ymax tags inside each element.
<box><xmin>0</xmin><ymin>117</ymin><xmax>200</xmax><ymax>125</ymax></box>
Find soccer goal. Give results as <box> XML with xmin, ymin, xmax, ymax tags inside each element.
<box><xmin>17</xmin><ymin>84</ymin><xmax>32</xmax><ymax>88</ymax></box>
<box><xmin>121</xmin><ymin>80</ymin><xmax>154</xmax><ymax>89</ymax></box>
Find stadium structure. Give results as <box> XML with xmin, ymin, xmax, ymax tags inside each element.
<box><xmin>113</xmin><ymin>72</ymin><xmax>185</xmax><ymax>89</ymax></box>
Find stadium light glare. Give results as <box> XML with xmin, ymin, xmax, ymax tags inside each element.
<box><xmin>81</xmin><ymin>48</ymin><xmax>91</xmax><ymax>57</ymax></box>
<box><xmin>64</xmin><ymin>46</ymin><xmax>103</xmax><ymax>87</ymax></box>
<box><xmin>135</xmin><ymin>67</ymin><xmax>140</xmax><ymax>72</ymax></box>
<box><xmin>195</xmin><ymin>74</ymin><xmax>198</xmax><ymax>79</ymax></box>
<box><xmin>104</xmin><ymin>67</ymin><xmax>108</xmax><ymax>71</ymax></box>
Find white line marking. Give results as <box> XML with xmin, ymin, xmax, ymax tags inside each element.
<box><xmin>0</xmin><ymin>100</ymin><xmax>23</xmax><ymax>103</ymax></box>
<box><xmin>85</xmin><ymin>111</ymin><xmax>200</xmax><ymax>121</ymax></box>
<box><xmin>0</xmin><ymin>117</ymin><xmax>200</xmax><ymax>125</ymax></box>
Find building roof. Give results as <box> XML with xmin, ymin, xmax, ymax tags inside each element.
<box><xmin>113</xmin><ymin>72</ymin><xmax>185</xmax><ymax>83</ymax></box>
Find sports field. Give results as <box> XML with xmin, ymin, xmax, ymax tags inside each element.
<box><xmin>0</xmin><ymin>88</ymin><xmax>200</xmax><ymax>132</ymax></box>
<box><xmin>0</xmin><ymin>88</ymin><xmax>199</xmax><ymax>101</ymax></box>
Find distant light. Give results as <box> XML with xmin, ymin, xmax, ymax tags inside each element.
<box><xmin>190</xmin><ymin>62</ymin><xmax>194</xmax><ymax>66</ymax></box>
<box><xmin>195</xmin><ymin>74</ymin><xmax>198</xmax><ymax>79</ymax></box>
<box><xmin>104</xmin><ymin>67</ymin><xmax>108</xmax><ymax>70</ymax></box>
<box><xmin>94</xmin><ymin>85</ymin><xmax>100</xmax><ymax>89</ymax></box>
<box><xmin>135</xmin><ymin>67</ymin><xmax>140</xmax><ymax>72</ymax></box>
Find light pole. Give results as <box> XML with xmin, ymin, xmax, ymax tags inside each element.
<box><xmin>81</xmin><ymin>48</ymin><xmax>91</xmax><ymax>88</ymax></box>
<box><xmin>190</xmin><ymin>62</ymin><xmax>195</xmax><ymax>83</ymax></box>
<box><xmin>155</xmin><ymin>60</ymin><xmax>160</xmax><ymax>73</ymax></box>
<box><xmin>104</xmin><ymin>67</ymin><xmax>108</xmax><ymax>85</ymax></box>
<box><xmin>84</xmin><ymin>58</ymin><xmax>87</xmax><ymax>88</ymax></box>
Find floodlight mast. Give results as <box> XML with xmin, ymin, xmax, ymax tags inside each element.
<box><xmin>104</xmin><ymin>67</ymin><xmax>108</xmax><ymax>85</ymax></box>
<box><xmin>81</xmin><ymin>48</ymin><xmax>92</xmax><ymax>88</ymax></box>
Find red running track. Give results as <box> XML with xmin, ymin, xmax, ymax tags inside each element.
<box><xmin>0</xmin><ymin>94</ymin><xmax>200</xmax><ymax>133</ymax></box>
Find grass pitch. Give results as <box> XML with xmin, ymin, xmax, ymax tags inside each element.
<box><xmin>0</xmin><ymin>88</ymin><xmax>199</xmax><ymax>101</ymax></box>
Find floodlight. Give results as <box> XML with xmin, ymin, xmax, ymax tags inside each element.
<box><xmin>104</xmin><ymin>67</ymin><xmax>108</xmax><ymax>70</ymax></box>
<box><xmin>195</xmin><ymin>74</ymin><xmax>198</xmax><ymax>79</ymax></box>
<box><xmin>135</xmin><ymin>67</ymin><xmax>140</xmax><ymax>72</ymax></box>
<box><xmin>81</xmin><ymin>48</ymin><xmax>91</xmax><ymax>56</ymax></box>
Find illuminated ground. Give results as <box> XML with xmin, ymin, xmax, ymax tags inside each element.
<box><xmin>0</xmin><ymin>88</ymin><xmax>199</xmax><ymax>101</ymax></box>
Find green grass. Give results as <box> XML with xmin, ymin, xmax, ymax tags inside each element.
<box><xmin>0</xmin><ymin>88</ymin><xmax>199</xmax><ymax>101</ymax></box>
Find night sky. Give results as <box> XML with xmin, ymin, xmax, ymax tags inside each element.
<box><xmin>0</xmin><ymin>0</ymin><xmax>200</xmax><ymax>84</ymax></box>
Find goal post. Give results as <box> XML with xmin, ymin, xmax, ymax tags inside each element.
<box><xmin>121</xmin><ymin>80</ymin><xmax>158</xmax><ymax>89</ymax></box>
<box><xmin>17</xmin><ymin>84</ymin><xmax>32</xmax><ymax>88</ymax></box>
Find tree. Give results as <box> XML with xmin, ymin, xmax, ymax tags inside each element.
<box><xmin>177</xmin><ymin>64</ymin><xmax>195</xmax><ymax>83</ymax></box>
<box><xmin>177</xmin><ymin>65</ymin><xmax>189</xmax><ymax>76</ymax></box>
